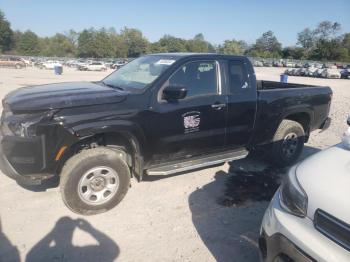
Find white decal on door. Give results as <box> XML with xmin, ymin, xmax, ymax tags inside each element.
<box><xmin>182</xmin><ymin>111</ymin><xmax>201</xmax><ymax>133</ymax></box>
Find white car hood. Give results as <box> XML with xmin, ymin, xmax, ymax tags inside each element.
<box><xmin>297</xmin><ymin>144</ymin><xmax>350</xmax><ymax>224</ymax></box>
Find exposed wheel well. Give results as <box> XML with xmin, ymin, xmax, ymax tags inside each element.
<box><xmin>58</xmin><ymin>132</ymin><xmax>142</xmax><ymax>178</ymax></box>
<box><xmin>284</xmin><ymin>112</ymin><xmax>311</xmax><ymax>140</ymax></box>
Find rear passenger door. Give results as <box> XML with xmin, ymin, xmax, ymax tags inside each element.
<box><xmin>225</xmin><ymin>59</ymin><xmax>257</xmax><ymax>148</ymax></box>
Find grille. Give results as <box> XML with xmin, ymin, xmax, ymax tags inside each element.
<box><xmin>314</xmin><ymin>209</ymin><xmax>350</xmax><ymax>252</ymax></box>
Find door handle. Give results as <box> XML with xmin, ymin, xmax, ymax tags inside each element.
<box><xmin>211</xmin><ymin>103</ymin><xmax>226</xmax><ymax>109</ymax></box>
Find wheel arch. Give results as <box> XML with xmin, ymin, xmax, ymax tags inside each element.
<box><xmin>58</xmin><ymin>122</ymin><xmax>147</xmax><ymax>181</ymax></box>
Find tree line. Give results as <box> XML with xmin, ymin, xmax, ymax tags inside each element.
<box><xmin>0</xmin><ymin>9</ymin><xmax>349</xmax><ymax>62</ymax></box>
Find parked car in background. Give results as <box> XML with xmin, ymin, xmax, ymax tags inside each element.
<box><xmin>315</xmin><ymin>63</ymin><xmax>323</xmax><ymax>69</ymax></box>
<box><xmin>259</xmin><ymin>117</ymin><xmax>350</xmax><ymax>262</ymax></box>
<box><xmin>40</xmin><ymin>61</ymin><xmax>62</xmax><ymax>70</ymax></box>
<box><xmin>273</xmin><ymin>61</ymin><xmax>283</xmax><ymax>67</ymax></box>
<box><xmin>78</xmin><ymin>62</ymin><xmax>107</xmax><ymax>71</ymax></box>
<box><xmin>306</xmin><ymin>66</ymin><xmax>318</xmax><ymax>77</ymax></box>
<box><xmin>283</xmin><ymin>61</ymin><xmax>294</xmax><ymax>68</ymax></box>
<box><xmin>111</xmin><ymin>60</ymin><xmax>127</xmax><ymax>69</ymax></box>
<box><xmin>315</xmin><ymin>68</ymin><xmax>325</xmax><ymax>78</ymax></box>
<box><xmin>0</xmin><ymin>56</ymin><xmax>26</xmax><ymax>69</ymax></box>
<box><xmin>253</xmin><ymin>60</ymin><xmax>264</xmax><ymax>67</ymax></box>
<box><xmin>340</xmin><ymin>69</ymin><xmax>350</xmax><ymax>79</ymax></box>
<box><xmin>321</xmin><ymin>68</ymin><xmax>341</xmax><ymax>79</ymax></box>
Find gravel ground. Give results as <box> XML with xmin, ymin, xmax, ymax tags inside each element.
<box><xmin>0</xmin><ymin>67</ymin><xmax>349</xmax><ymax>262</ymax></box>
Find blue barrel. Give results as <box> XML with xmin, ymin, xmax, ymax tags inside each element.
<box><xmin>280</xmin><ymin>74</ymin><xmax>288</xmax><ymax>83</ymax></box>
<box><xmin>54</xmin><ymin>66</ymin><xmax>63</xmax><ymax>75</ymax></box>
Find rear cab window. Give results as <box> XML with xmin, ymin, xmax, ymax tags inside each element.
<box><xmin>228</xmin><ymin>60</ymin><xmax>249</xmax><ymax>93</ymax></box>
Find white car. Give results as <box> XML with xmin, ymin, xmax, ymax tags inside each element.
<box><xmin>41</xmin><ymin>61</ymin><xmax>62</xmax><ymax>70</ymax></box>
<box><xmin>80</xmin><ymin>62</ymin><xmax>107</xmax><ymax>71</ymax></box>
<box><xmin>259</xmin><ymin>118</ymin><xmax>350</xmax><ymax>262</ymax></box>
<box><xmin>321</xmin><ymin>68</ymin><xmax>341</xmax><ymax>79</ymax></box>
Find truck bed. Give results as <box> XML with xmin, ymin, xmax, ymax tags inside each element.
<box><xmin>257</xmin><ymin>80</ymin><xmax>319</xmax><ymax>90</ymax></box>
<box><xmin>251</xmin><ymin>80</ymin><xmax>332</xmax><ymax>147</ymax></box>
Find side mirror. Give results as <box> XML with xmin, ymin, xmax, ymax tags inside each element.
<box><xmin>163</xmin><ymin>86</ymin><xmax>187</xmax><ymax>101</ymax></box>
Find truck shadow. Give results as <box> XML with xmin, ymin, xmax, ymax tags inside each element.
<box><xmin>25</xmin><ymin>217</ymin><xmax>119</xmax><ymax>262</ymax></box>
<box><xmin>189</xmin><ymin>145</ymin><xmax>320</xmax><ymax>262</ymax></box>
<box><xmin>0</xmin><ymin>218</ymin><xmax>20</xmax><ymax>262</ymax></box>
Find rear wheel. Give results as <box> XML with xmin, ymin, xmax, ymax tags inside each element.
<box><xmin>60</xmin><ymin>147</ymin><xmax>130</xmax><ymax>215</ymax></box>
<box><xmin>269</xmin><ymin>120</ymin><xmax>305</xmax><ymax>167</ymax></box>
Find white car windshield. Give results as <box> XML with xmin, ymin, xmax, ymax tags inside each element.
<box><xmin>102</xmin><ymin>55</ymin><xmax>177</xmax><ymax>90</ymax></box>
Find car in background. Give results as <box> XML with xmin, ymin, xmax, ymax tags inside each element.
<box><xmin>306</xmin><ymin>66</ymin><xmax>318</xmax><ymax>77</ymax></box>
<box><xmin>273</xmin><ymin>61</ymin><xmax>283</xmax><ymax>67</ymax></box>
<box><xmin>314</xmin><ymin>68</ymin><xmax>325</xmax><ymax>78</ymax></box>
<box><xmin>259</xmin><ymin>117</ymin><xmax>350</xmax><ymax>262</ymax></box>
<box><xmin>111</xmin><ymin>60</ymin><xmax>127</xmax><ymax>69</ymax></box>
<box><xmin>283</xmin><ymin>61</ymin><xmax>295</xmax><ymax>68</ymax></box>
<box><xmin>321</xmin><ymin>68</ymin><xmax>341</xmax><ymax>79</ymax></box>
<box><xmin>315</xmin><ymin>63</ymin><xmax>323</xmax><ymax>69</ymax></box>
<box><xmin>263</xmin><ymin>61</ymin><xmax>273</xmax><ymax>67</ymax></box>
<box><xmin>78</xmin><ymin>62</ymin><xmax>107</xmax><ymax>71</ymax></box>
<box><xmin>253</xmin><ymin>60</ymin><xmax>264</xmax><ymax>67</ymax></box>
<box><xmin>340</xmin><ymin>69</ymin><xmax>350</xmax><ymax>79</ymax></box>
<box><xmin>40</xmin><ymin>61</ymin><xmax>62</xmax><ymax>70</ymax></box>
<box><xmin>0</xmin><ymin>56</ymin><xmax>26</xmax><ymax>69</ymax></box>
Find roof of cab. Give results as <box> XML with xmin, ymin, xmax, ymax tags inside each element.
<box><xmin>147</xmin><ymin>52</ymin><xmax>247</xmax><ymax>60</ymax></box>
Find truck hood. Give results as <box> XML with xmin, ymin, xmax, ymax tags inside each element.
<box><xmin>3</xmin><ymin>81</ymin><xmax>128</xmax><ymax>112</ymax></box>
<box><xmin>296</xmin><ymin>144</ymin><xmax>350</xmax><ymax>224</ymax></box>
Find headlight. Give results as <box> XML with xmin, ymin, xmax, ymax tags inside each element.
<box><xmin>279</xmin><ymin>165</ymin><xmax>308</xmax><ymax>217</ymax></box>
<box><xmin>1</xmin><ymin>111</ymin><xmax>56</xmax><ymax>138</ymax></box>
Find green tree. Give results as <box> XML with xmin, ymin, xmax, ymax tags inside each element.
<box><xmin>120</xmin><ymin>27</ymin><xmax>149</xmax><ymax>57</ymax></box>
<box><xmin>186</xmin><ymin>33</ymin><xmax>215</xmax><ymax>53</ymax></box>
<box><xmin>282</xmin><ymin>47</ymin><xmax>304</xmax><ymax>60</ymax></box>
<box><xmin>314</xmin><ymin>21</ymin><xmax>341</xmax><ymax>40</ymax></box>
<box><xmin>151</xmin><ymin>35</ymin><xmax>187</xmax><ymax>53</ymax></box>
<box><xmin>218</xmin><ymin>39</ymin><xmax>246</xmax><ymax>55</ymax></box>
<box><xmin>77</xmin><ymin>29</ymin><xmax>95</xmax><ymax>57</ymax></box>
<box><xmin>0</xmin><ymin>9</ymin><xmax>13</xmax><ymax>53</ymax></box>
<box><xmin>93</xmin><ymin>28</ymin><xmax>116</xmax><ymax>58</ymax></box>
<box><xmin>254</xmin><ymin>31</ymin><xmax>282</xmax><ymax>54</ymax></box>
<box><xmin>18</xmin><ymin>30</ymin><xmax>40</xmax><ymax>55</ymax></box>
<box><xmin>296</xmin><ymin>21</ymin><xmax>349</xmax><ymax>61</ymax></box>
<box><xmin>40</xmin><ymin>33</ymin><xmax>76</xmax><ymax>57</ymax></box>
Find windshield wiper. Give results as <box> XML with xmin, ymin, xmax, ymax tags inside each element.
<box><xmin>101</xmin><ymin>81</ymin><xmax>124</xmax><ymax>91</ymax></box>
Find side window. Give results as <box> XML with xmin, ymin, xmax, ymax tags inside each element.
<box><xmin>228</xmin><ymin>60</ymin><xmax>249</xmax><ymax>92</ymax></box>
<box><xmin>169</xmin><ymin>61</ymin><xmax>218</xmax><ymax>98</ymax></box>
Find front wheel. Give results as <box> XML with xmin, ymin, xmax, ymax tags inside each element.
<box><xmin>269</xmin><ymin>120</ymin><xmax>305</xmax><ymax>167</ymax></box>
<box><xmin>60</xmin><ymin>148</ymin><xmax>130</xmax><ymax>215</ymax></box>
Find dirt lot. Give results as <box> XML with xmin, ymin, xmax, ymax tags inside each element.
<box><xmin>0</xmin><ymin>67</ymin><xmax>349</xmax><ymax>262</ymax></box>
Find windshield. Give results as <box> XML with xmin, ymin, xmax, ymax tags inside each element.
<box><xmin>102</xmin><ymin>55</ymin><xmax>178</xmax><ymax>90</ymax></box>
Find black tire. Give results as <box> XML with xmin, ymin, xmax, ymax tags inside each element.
<box><xmin>60</xmin><ymin>147</ymin><xmax>130</xmax><ymax>215</ymax></box>
<box><xmin>269</xmin><ymin>120</ymin><xmax>305</xmax><ymax>167</ymax></box>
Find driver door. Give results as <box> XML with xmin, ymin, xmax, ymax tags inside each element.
<box><xmin>145</xmin><ymin>60</ymin><xmax>227</xmax><ymax>164</ymax></box>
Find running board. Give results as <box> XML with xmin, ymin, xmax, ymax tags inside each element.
<box><xmin>146</xmin><ymin>149</ymin><xmax>248</xmax><ymax>176</ymax></box>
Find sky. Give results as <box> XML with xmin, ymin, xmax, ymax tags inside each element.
<box><xmin>1</xmin><ymin>0</ymin><xmax>350</xmax><ymax>47</ymax></box>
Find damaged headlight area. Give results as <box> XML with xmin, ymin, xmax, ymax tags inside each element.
<box><xmin>1</xmin><ymin>110</ymin><xmax>56</xmax><ymax>138</ymax></box>
<box><xmin>279</xmin><ymin>165</ymin><xmax>308</xmax><ymax>218</ymax></box>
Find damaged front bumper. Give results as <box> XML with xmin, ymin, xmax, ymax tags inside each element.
<box><xmin>0</xmin><ymin>135</ymin><xmax>53</xmax><ymax>185</ymax></box>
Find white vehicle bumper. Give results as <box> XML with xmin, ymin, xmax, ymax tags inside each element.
<box><xmin>259</xmin><ymin>190</ymin><xmax>350</xmax><ymax>262</ymax></box>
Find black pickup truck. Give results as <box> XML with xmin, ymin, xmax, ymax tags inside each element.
<box><xmin>0</xmin><ymin>53</ymin><xmax>332</xmax><ymax>214</ymax></box>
